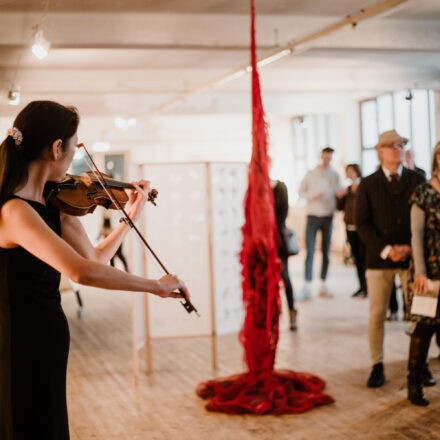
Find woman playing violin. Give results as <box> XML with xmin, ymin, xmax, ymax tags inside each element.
<box><xmin>0</xmin><ymin>101</ymin><xmax>189</xmax><ymax>440</ymax></box>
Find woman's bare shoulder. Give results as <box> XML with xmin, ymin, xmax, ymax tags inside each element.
<box><xmin>0</xmin><ymin>199</ymin><xmax>31</xmax><ymax>247</ymax></box>
<box><xmin>0</xmin><ymin>197</ymin><xmax>33</xmax><ymax>220</ymax></box>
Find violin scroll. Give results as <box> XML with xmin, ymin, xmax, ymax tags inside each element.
<box><xmin>147</xmin><ymin>189</ymin><xmax>158</xmax><ymax>206</ymax></box>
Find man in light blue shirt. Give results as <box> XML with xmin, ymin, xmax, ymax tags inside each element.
<box><xmin>299</xmin><ymin>147</ymin><xmax>344</xmax><ymax>299</ymax></box>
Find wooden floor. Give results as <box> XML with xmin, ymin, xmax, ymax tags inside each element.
<box><xmin>64</xmin><ymin>258</ymin><xmax>440</xmax><ymax>440</ymax></box>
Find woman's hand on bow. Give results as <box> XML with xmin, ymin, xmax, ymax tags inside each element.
<box><xmin>125</xmin><ymin>179</ymin><xmax>151</xmax><ymax>223</ymax></box>
<box><xmin>155</xmin><ymin>274</ymin><xmax>190</xmax><ymax>300</ymax></box>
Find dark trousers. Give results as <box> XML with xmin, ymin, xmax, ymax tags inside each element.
<box><xmin>346</xmin><ymin>229</ymin><xmax>367</xmax><ymax>292</ymax></box>
<box><xmin>280</xmin><ymin>255</ymin><xmax>295</xmax><ymax>310</ymax></box>
<box><xmin>110</xmin><ymin>246</ymin><xmax>129</xmax><ymax>272</ymax></box>
<box><xmin>389</xmin><ymin>279</ymin><xmax>407</xmax><ymax>314</ymax></box>
<box><xmin>305</xmin><ymin>215</ymin><xmax>333</xmax><ymax>281</ymax></box>
<box><xmin>409</xmin><ymin>322</ymin><xmax>439</xmax><ymax>377</ymax></box>
<box><xmin>389</xmin><ymin>282</ymin><xmax>398</xmax><ymax>313</ymax></box>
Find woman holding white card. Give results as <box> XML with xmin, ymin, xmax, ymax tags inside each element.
<box><xmin>407</xmin><ymin>142</ymin><xmax>440</xmax><ymax>406</ymax></box>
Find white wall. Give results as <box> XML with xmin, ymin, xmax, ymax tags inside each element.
<box><xmin>0</xmin><ymin>91</ymin><xmax>362</xmax><ymax>204</ymax></box>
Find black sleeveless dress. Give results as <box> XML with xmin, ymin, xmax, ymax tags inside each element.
<box><xmin>0</xmin><ymin>197</ymin><xmax>70</xmax><ymax>440</ymax></box>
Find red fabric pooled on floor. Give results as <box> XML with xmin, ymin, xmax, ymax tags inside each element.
<box><xmin>197</xmin><ymin>370</ymin><xmax>334</xmax><ymax>415</ymax></box>
<box><xmin>196</xmin><ymin>0</ymin><xmax>334</xmax><ymax>415</ymax></box>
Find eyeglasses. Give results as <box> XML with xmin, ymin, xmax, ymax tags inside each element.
<box><xmin>382</xmin><ymin>143</ymin><xmax>404</xmax><ymax>150</ymax></box>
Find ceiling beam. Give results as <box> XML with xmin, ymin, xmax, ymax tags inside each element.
<box><xmin>144</xmin><ymin>0</ymin><xmax>412</xmax><ymax>116</ymax></box>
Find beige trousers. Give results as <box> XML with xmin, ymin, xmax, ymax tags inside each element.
<box><xmin>366</xmin><ymin>268</ymin><xmax>408</xmax><ymax>365</ymax></box>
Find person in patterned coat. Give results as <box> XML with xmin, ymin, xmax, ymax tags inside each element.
<box><xmin>407</xmin><ymin>141</ymin><xmax>440</xmax><ymax>406</ymax></box>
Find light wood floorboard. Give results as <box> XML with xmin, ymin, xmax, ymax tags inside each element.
<box><xmin>64</xmin><ymin>258</ymin><xmax>440</xmax><ymax>440</ymax></box>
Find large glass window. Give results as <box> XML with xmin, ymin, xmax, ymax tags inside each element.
<box><xmin>360</xmin><ymin>89</ymin><xmax>436</xmax><ymax>177</ymax></box>
<box><xmin>361</xmin><ymin>100</ymin><xmax>378</xmax><ymax>149</ymax></box>
<box><xmin>411</xmin><ymin>90</ymin><xmax>431</xmax><ymax>173</ymax></box>
<box><xmin>291</xmin><ymin>114</ymin><xmax>338</xmax><ymax>203</ymax></box>
<box><xmin>393</xmin><ymin>91</ymin><xmax>411</xmax><ymax>143</ymax></box>
<box><xmin>377</xmin><ymin>94</ymin><xmax>393</xmax><ymax>133</ymax></box>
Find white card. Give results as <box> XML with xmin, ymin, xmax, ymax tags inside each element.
<box><xmin>411</xmin><ymin>296</ymin><xmax>438</xmax><ymax>318</ymax></box>
<box><xmin>411</xmin><ymin>280</ymin><xmax>440</xmax><ymax>318</ymax></box>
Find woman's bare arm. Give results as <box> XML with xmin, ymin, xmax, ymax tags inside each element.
<box><xmin>60</xmin><ymin>213</ymin><xmax>131</xmax><ymax>263</ymax></box>
<box><xmin>60</xmin><ymin>180</ymin><xmax>149</xmax><ymax>264</ymax></box>
<box><xmin>0</xmin><ymin>199</ymin><xmax>188</xmax><ymax>299</ymax></box>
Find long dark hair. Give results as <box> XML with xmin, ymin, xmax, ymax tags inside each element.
<box><xmin>0</xmin><ymin>101</ymin><xmax>79</xmax><ymax>207</ymax></box>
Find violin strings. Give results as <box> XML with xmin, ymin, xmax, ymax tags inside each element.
<box><xmin>81</xmin><ymin>154</ymin><xmax>124</xmax><ymax>221</ymax></box>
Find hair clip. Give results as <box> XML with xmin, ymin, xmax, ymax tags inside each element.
<box><xmin>7</xmin><ymin>127</ymin><xmax>23</xmax><ymax>147</ymax></box>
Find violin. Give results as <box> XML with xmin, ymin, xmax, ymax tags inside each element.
<box><xmin>46</xmin><ymin>171</ymin><xmax>158</xmax><ymax>217</ymax></box>
<box><xmin>56</xmin><ymin>143</ymin><xmax>199</xmax><ymax>317</ymax></box>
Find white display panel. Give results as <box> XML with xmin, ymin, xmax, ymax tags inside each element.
<box><xmin>210</xmin><ymin>163</ymin><xmax>247</xmax><ymax>335</ymax></box>
<box><xmin>142</xmin><ymin>164</ymin><xmax>212</xmax><ymax>338</ymax></box>
<box><xmin>129</xmin><ymin>163</ymin><xmax>147</xmax><ymax>350</ymax></box>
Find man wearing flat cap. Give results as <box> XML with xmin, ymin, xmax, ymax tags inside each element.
<box><xmin>356</xmin><ymin>130</ymin><xmax>425</xmax><ymax>388</ymax></box>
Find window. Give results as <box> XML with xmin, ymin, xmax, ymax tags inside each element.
<box><xmin>104</xmin><ymin>154</ymin><xmax>125</xmax><ymax>181</ymax></box>
<box><xmin>291</xmin><ymin>114</ymin><xmax>338</xmax><ymax>203</ymax></box>
<box><xmin>361</xmin><ymin>100</ymin><xmax>378</xmax><ymax>149</ymax></box>
<box><xmin>71</xmin><ymin>154</ymin><xmax>92</xmax><ymax>175</ymax></box>
<box><xmin>360</xmin><ymin>89</ymin><xmax>436</xmax><ymax>177</ymax></box>
<box><xmin>377</xmin><ymin>94</ymin><xmax>393</xmax><ymax>133</ymax></box>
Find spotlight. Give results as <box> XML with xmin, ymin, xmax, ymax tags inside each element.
<box><xmin>32</xmin><ymin>29</ymin><xmax>50</xmax><ymax>60</ymax></box>
<box><xmin>8</xmin><ymin>86</ymin><xmax>20</xmax><ymax>106</ymax></box>
<box><xmin>114</xmin><ymin>117</ymin><xmax>137</xmax><ymax>130</ymax></box>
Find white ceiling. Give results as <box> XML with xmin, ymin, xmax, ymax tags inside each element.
<box><xmin>0</xmin><ymin>0</ymin><xmax>384</xmax><ymax>15</ymax></box>
<box><xmin>0</xmin><ymin>0</ymin><xmax>437</xmax><ymax>18</ymax></box>
<box><xmin>0</xmin><ymin>0</ymin><xmax>439</xmax><ymax>117</ymax></box>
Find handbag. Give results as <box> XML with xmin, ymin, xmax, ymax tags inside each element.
<box><xmin>281</xmin><ymin>227</ymin><xmax>299</xmax><ymax>256</ymax></box>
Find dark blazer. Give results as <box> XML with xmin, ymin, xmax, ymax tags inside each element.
<box><xmin>355</xmin><ymin>167</ymin><xmax>425</xmax><ymax>269</ymax></box>
<box><xmin>336</xmin><ymin>184</ymin><xmax>358</xmax><ymax>226</ymax></box>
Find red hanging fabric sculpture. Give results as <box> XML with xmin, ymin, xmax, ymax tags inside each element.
<box><xmin>196</xmin><ymin>0</ymin><xmax>334</xmax><ymax>414</ymax></box>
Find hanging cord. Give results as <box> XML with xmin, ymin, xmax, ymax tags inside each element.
<box><xmin>6</xmin><ymin>0</ymin><xmax>51</xmax><ymax>106</ymax></box>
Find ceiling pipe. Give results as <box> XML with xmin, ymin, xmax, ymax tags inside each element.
<box><xmin>1</xmin><ymin>43</ymin><xmax>278</xmax><ymax>52</ymax></box>
<box><xmin>144</xmin><ymin>0</ymin><xmax>410</xmax><ymax>116</ymax></box>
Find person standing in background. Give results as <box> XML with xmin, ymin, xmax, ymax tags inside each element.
<box><xmin>298</xmin><ymin>147</ymin><xmax>344</xmax><ymax>299</ymax></box>
<box><xmin>272</xmin><ymin>179</ymin><xmax>297</xmax><ymax>330</ymax></box>
<box><xmin>336</xmin><ymin>163</ymin><xmax>367</xmax><ymax>298</ymax></box>
<box><xmin>99</xmin><ymin>216</ymin><xmax>129</xmax><ymax>272</ymax></box>
<box><xmin>405</xmin><ymin>141</ymin><xmax>440</xmax><ymax>406</ymax></box>
<box><xmin>386</xmin><ymin>150</ymin><xmax>426</xmax><ymax>322</ymax></box>
<box><xmin>404</xmin><ymin>149</ymin><xmax>427</xmax><ymax>179</ymax></box>
<box><xmin>355</xmin><ymin>129</ymin><xmax>425</xmax><ymax>388</ymax></box>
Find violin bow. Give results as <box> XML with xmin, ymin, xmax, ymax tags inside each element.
<box><xmin>77</xmin><ymin>143</ymin><xmax>200</xmax><ymax>317</ymax></box>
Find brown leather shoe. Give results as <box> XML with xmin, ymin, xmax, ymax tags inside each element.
<box><xmin>289</xmin><ymin>309</ymin><xmax>297</xmax><ymax>331</ymax></box>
